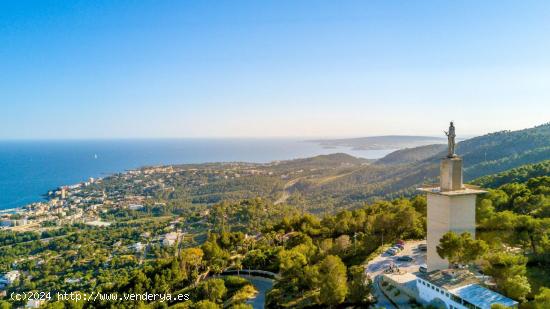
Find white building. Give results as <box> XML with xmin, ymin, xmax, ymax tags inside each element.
<box><xmin>415</xmin><ymin>270</ymin><xmax>518</xmax><ymax>309</ymax></box>
<box><xmin>132</xmin><ymin>242</ymin><xmax>145</xmax><ymax>252</ymax></box>
<box><xmin>0</xmin><ymin>270</ymin><xmax>20</xmax><ymax>286</ymax></box>
<box><xmin>13</xmin><ymin>217</ymin><xmax>29</xmax><ymax>226</ymax></box>
<box><xmin>25</xmin><ymin>299</ymin><xmax>45</xmax><ymax>308</ymax></box>
<box><xmin>162</xmin><ymin>232</ymin><xmax>181</xmax><ymax>247</ymax></box>
<box><xmin>60</xmin><ymin>187</ymin><xmax>67</xmax><ymax>199</ymax></box>
<box><xmin>128</xmin><ymin>204</ymin><xmax>144</xmax><ymax>211</ymax></box>
<box><xmin>85</xmin><ymin>219</ymin><xmax>111</xmax><ymax>227</ymax></box>
<box><xmin>64</xmin><ymin>278</ymin><xmax>81</xmax><ymax>284</ymax></box>
<box><xmin>383</xmin><ymin>270</ymin><xmax>518</xmax><ymax>309</ymax></box>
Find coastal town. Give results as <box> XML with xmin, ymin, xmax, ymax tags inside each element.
<box><xmin>1</xmin><ymin>176</ymin><xmax>108</xmax><ymax>232</ymax></box>
<box><xmin>0</xmin><ymin>154</ymin><xmax>365</xmax><ymax>235</ymax></box>
<box><xmin>0</xmin><ymin>164</ymin><xmax>273</xmax><ymax>232</ymax></box>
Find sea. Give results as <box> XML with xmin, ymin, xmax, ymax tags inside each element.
<box><xmin>0</xmin><ymin>139</ymin><xmax>395</xmax><ymax>211</ymax></box>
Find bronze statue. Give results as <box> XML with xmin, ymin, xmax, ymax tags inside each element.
<box><xmin>444</xmin><ymin>121</ymin><xmax>456</xmax><ymax>158</ymax></box>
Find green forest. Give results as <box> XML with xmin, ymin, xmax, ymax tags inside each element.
<box><xmin>1</xmin><ymin>124</ymin><xmax>550</xmax><ymax>308</ymax></box>
<box><xmin>2</xmin><ymin>167</ymin><xmax>550</xmax><ymax>308</ymax></box>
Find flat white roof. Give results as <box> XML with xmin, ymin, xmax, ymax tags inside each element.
<box><xmin>417</xmin><ymin>186</ymin><xmax>486</xmax><ymax>196</ymax></box>
<box><xmin>85</xmin><ymin>220</ymin><xmax>111</xmax><ymax>227</ymax></box>
<box><xmin>450</xmin><ymin>284</ymin><xmax>518</xmax><ymax>309</ymax></box>
<box><xmin>383</xmin><ymin>272</ymin><xmax>417</xmax><ymax>284</ymax></box>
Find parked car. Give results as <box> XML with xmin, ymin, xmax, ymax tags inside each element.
<box><xmin>418</xmin><ymin>244</ymin><xmax>427</xmax><ymax>251</ymax></box>
<box><xmin>397</xmin><ymin>255</ymin><xmax>414</xmax><ymax>262</ymax></box>
<box><xmin>419</xmin><ymin>264</ymin><xmax>428</xmax><ymax>273</ymax></box>
<box><xmin>387</xmin><ymin>248</ymin><xmax>397</xmax><ymax>255</ymax></box>
<box><xmin>392</xmin><ymin>246</ymin><xmax>402</xmax><ymax>251</ymax></box>
<box><xmin>395</xmin><ymin>243</ymin><xmax>404</xmax><ymax>249</ymax></box>
<box><xmin>396</xmin><ymin>239</ymin><xmax>405</xmax><ymax>245</ymax></box>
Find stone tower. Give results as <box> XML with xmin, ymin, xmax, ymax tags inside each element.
<box><xmin>418</xmin><ymin>122</ymin><xmax>486</xmax><ymax>271</ymax></box>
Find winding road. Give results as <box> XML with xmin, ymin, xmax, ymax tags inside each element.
<box><xmin>274</xmin><ymin>177</ymin><xmax>304</xmax><ymax>205</ymax></box>
<box><xmin>373</xmin><ymin>275</ymin><xmax>398</xmax><ymax>309</ymax></box>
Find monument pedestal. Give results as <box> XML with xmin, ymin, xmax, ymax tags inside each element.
<box><xmin>423</xmin><ymin>190</ymin><xmax>482</xmax><ymax>271</ymax></box>
<box><xmin>440</xmin><ymin>157</ymin><xmax>463</xmax><ymax>191</ymax></box>
<box><xmin>418</xmin><ymin>156</ymin><xmax>486</xmax><ymax>272</ymax></box>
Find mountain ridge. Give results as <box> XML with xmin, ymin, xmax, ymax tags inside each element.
<box><xmin>310</xmin><ymin>135</ymin><xmax>446</xmax><ymax>150</ymax></box>
<box><xmin>293</xmin><ymin>123</ymin><xmax>550</xmax><ymax>210</ymax></box>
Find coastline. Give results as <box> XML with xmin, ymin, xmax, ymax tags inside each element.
<box><xmin>0</xmin><ymin>208</ymin><xmax>24</xmax><ymax>215</ymax></box>
<box><xmin>0</xmin><ymin>139</ymin><xmax>398</xmax><ymax>211</ymax></box>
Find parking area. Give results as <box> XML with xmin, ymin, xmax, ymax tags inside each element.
<box><xmin>366</xmin><ymin>240</ymin><xmax>427</xmax><ymax>278</ymax></box>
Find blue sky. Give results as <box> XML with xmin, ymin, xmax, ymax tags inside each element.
<box><xmin>1</xmin><ymin>1</ymin><xmax>549</xmax><ymax>139</ymax></box>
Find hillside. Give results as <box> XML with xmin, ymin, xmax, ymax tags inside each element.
<box><xmin>310</xmin><ymin>135</ymin><xmax>445</xmax><ymax>150</ymax></box>
<box><xmin>472</xmin><ymin>160</ymin><xmax>550</xmax><ymax>188</ymax></box>
<box><xmin>375</xmin><ymin>144</ymin><xmax>446</xmax><ymax>165</ymax></box>
<box><xmin>293</xmin><ymin>123</ymin><xmax>550</xmax><ymax>209</ymax></box>
<box><xmin>91</xmin><ymin>153</ymin><xmax>369</xmax><ymax>208</ymax></box>
<box><xmin>270</xmin><ymin>153</ymin><xmax>369</xmax><ymax>170</ymax></box>
<box><xmin>80</xmin><ymin>124</ymin><xmax>550</xmax><ymax>213</ymax></box>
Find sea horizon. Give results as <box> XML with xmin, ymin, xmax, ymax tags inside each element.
<box><xmin>0</xmin><ymin>138</ymin><xmax>396</xmax><ymax>210</ymax></box>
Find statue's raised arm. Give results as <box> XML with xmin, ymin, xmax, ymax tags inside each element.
<box><xmin>445</xmin><ymin>121</ymin><xmax>456</xmax><ymax>158</ymax></box>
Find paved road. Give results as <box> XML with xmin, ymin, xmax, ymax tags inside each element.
<box><xmin>366</xmin><ymin>240</ymin><xmax>426</xmax><ymax>308</ymax></box>
<box><xmin>242</xmin><ymin>275</ymin><xmax>274</xmax><ymax>309</ymax></box>
<box><xmin>373</xmin><ymin>275</ymin><xmax>397</xmax><ymax>309</ymax></box>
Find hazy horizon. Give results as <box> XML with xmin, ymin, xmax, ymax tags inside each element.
<box><xmin>2</xmin><ymin>1</ymin><xmax>549</xmax><ymax>139</ymax></box>
<box><xmin>0</xmin><ymin>132</ymin><xmax>491</xmax><ymax>141</ymax></box>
